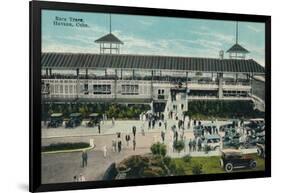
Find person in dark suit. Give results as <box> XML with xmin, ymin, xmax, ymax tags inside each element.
<box><xmin>117</xmin><ymin>140</ymin><xmax>122</xmax><ymax>152</ymax></box>
<box><xmin>174</xmin><ymin>130</ymin><xmax>178</xmax><ymax>142</ymax></box>
<box><xmin>132</xmin><ymin>126</ymin><xmax>137</xmax><ymax>137</ymax></box>
<box><xmin>161</xmin><ymin>131</ymin><xmax>165</xmax><ymax>142</ymax></box>
<box><xmin>81</xmin><ymin>150</ymin><xmax>88</xmax><ymax>168</ymax></box>
<box><xmin>133</xmin><ymin>138</ymin><xmax>136</xmax><ymax>151</ymax></box>
<box><xmin>189</xmin><ymin>139</ymin><xmax>193</xmax><ymax>152</ymax></box>
<box><xmin>125</xmin><ymin>134</ymin><xmax>131</xmax><ymax>147</ymax></box>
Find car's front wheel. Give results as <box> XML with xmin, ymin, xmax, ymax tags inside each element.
<box><xmin>250</xmin><ymin>161</ymin><xmax>257</xmax><ymax>169</ymax></box>
<box><xmin>215</xmin><ymin>146</ymin><xmax>220</xmax><ymax>151</ymax></box>
<box><xmin>225</xmin><ymin>163</ymin><xmax>234</xmax><ymax>172</ymax></box>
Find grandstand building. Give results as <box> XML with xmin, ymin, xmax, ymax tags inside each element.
<box><xmin>41</xmin><ymin>22</ymin><xmax>265</xmax><ymax>114</ymax></box>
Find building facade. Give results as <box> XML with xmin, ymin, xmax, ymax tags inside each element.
<box><xmin>41</xmin><ymin>53</ymin><xmax>265</xmax><ymax>114</ymax></box>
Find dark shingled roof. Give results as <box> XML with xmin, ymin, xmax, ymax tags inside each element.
<box><xmin>227</xmin><ymin>43</ymin><xmax>250</xmax><ymax>53</ymax></box>
<box><xmin>95</xmin><ymin>33</ymin><xmax>123</xmax><ymax>44</ymax></box>
<box><xmin>41</xmin><ymin>53</ymin><xmax>265</xmax><ymax>74</ymax></box>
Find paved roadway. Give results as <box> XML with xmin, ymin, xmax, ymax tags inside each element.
<box><xmin>41</xmin><ymin>119</ymin><xmax>256</xmax><ymax>184</ymax></box>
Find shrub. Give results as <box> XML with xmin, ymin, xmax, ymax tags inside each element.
<box><xmin>168</xmin><ymin>160</ymin><xmax>186</xmax><ymax>176</ymax></box>
<box><xmin>150</xmin><ymin>142</ymin><xmax>167</xmax><ymax>157</ymax></box>
<box><xmin>204</xmin><ymin>145</ymin><xmax>211</xmax><ymax>154</ymax></box>
<box><xmin>117</xmin><ymin>155</ymin><xmax>149</xmax><ymax>178</ymax></box>
<box><xmin>142</xmin><ymin>166</ymin><xmax>165</xmax><ymax>177</ymax></box>
<box><xmin>42</xmin><ymin>142</ymin><xmax>90</xmax><ymax>152</ymax></box>
<box><xmin>192</xmin><ymin>163</ymin><xmax>203</xmax><ymax>175</ymax></box>
<box><xmin>182</xmin><ymin>155</ymin><xmax>192</xmax><ymax>163</ymax></box>
<box><xmin>163</xmin><ymin>156</ymin><xmax>172</xmax><ymax>166</ymax></box>
<box><xmin>142</xmin><ymin>169</ymin><xmax>160</xmax><ymax>177</ymax></box>
<box><xmin>184</xmin><ymin>100</ymin><xmax>264</xmax><ymax>119</ymax></box>
<box><xmin>173</xmin><ymin>140</ymin><xmax>185</xmax><ymax>153</ymax></box>
<box><xmin>43</xmin><ymin>103</ymin><xmax>151</xmax><ymax>120</ymax></box>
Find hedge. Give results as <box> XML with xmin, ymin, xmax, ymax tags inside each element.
<box><xmin>42</xmin><ymin>142</ymin><xmax>90</xmax><ymax>152</ymax></box>
<box><xmin>42</xmin><ymin>103</ymin><xmax>150</xmax><ymax>120</ymax></box>
<box><xmin>185</xmin><ymin>100</ymin><xmax>264</xmax><ymax>119</ymax></box>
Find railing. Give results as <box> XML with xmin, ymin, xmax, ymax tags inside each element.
<box><xmin>188</xmin><ymin>96</ymin><xmax>251</xmax><ymax>100</ymax></box>
<box><xmin>249</xmin><ymin>94</ymin><xmax>265</xmax><ymax>112</ymax></box>
<box><xmin>157</xmin><ymin>95</ymin><xmax>165</xmax><ymax>100</ymax></box>
<box><xmin>42</xmin><ymin>75</ymin><xmax>250</xmax><ymax>85</ymax></box>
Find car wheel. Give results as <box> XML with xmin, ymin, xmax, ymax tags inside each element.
<box><xmin>225</xmin><ymin>163</ymin><xmax>233</xmax><ymax>172</ymax></box>
<box><xmin>250</xmin><ymin>161</ymin><xmax>257</xmax><ymax>169</ymax></box>
<box><xmin>244</xmin><ymin>143</ymin><xmax>249</xmax><ymax>149</ymax></box>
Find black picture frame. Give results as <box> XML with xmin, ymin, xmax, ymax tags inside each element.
<box><xmin>30</xmin><ymin>1</ymin><xmax>271</xmax><ymax>192</ymax></box>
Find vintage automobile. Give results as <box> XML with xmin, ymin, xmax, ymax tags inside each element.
<box><xmin>204</xmin><ymin>123</ymin><xmax>218</xmax><ymax>135</ymax></box>
<box><xmin>224</xmin><ymin>128</ymin><xmax>241</xmax><ymax>139</ymax></box>
<box><xmin>244</xmin><ymin>118</ymin><xmax>265</xmax><ymax>134</ymax></box>
<box><xmin>202</xmin><ymin>135</ymin><xmax>221</xmax><ymax>150</ymax></box>
<box><xmin>193</xmin><ymin>125</ymin><xmax>204</xmax><ymax>138</ymax></box>
<box><xmin>47</xmin><ymin>113</ymin><xmax>63</xmax><ymax>128</ymax></box>
<box><xmin>219</xmin><ymin>119</ymin><xmax>239</xmax><ymax>132</ymax></box>
<box><xmin>220</xmin><ymin>149</ymin><xmax>257</xmax><ymax>172</ymax></box>
<box><xmin>242</xmin><ymin>135</ymin><xmax>265</xmax><ymax>149</ymax></box>
<box><xmin>222</xmin><ymin>136</ymin><xmax>241</xmax><ymax>149</ymax></box>
<box><xmin>65</xmin><ymin>113</ymin><xmax>82</xmax><ymax>128</ymax></box>
<box><xmin>257</xmin><ymin>143</ymin><xmax>265</xmax><ymax>158</ymax></box>
<box><xmin>193</xmin><ymin>123</ymin><xmax>218</xmax><ymax>137</ymax></box>
<box><xmin>87</xmin><ymin>113</ymin><xmax>101</xmax><ymax>127</ymax></box>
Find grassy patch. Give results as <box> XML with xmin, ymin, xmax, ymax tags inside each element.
<box><xmin>42</xmin><ymin>142</ymin><xmax>90</xmax><ymax>152</ymax></box>
<box><xmin>172</xmin><ymin>154</ymin><xmax>265</xmax><ymax>175</ymax></box>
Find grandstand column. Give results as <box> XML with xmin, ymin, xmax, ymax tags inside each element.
<box><xmin>76</xmin><ymin>68</ymin><xmax>80</xmax><ymax>99</ymax></box>
<box><xmin>132</xmin><ymin>69</ymin><xmax>135</xmax><ymax>80</ymax></box>
<box><xmin>186</xmin><ymin>71</ymin><xmax>188</xmax><ymax>88</ymax></box>
<box><xmin>218</xmin><ymin>73</ymin><xmax>223</xmax><ymax>99</ymax></box>
<box><xmin>151</xmin><ymin>70</ymin><xmax>154</xmax><ymax>99</ymax></box>
<box><xmin>151</xmin><ymin>70</ymin><xmax>154</xmax><ymax>113</ymax></box>
<box><xmin>114</xmin><ymin>69</ymin><xmax>117</xmax><ymax>100</ymax></box>
<box><xmin>250</xmin><ymin>72</ymin><xmax>253</xmax><ymax>95</ymax></box>
<box><xmin>86</xmin><ymin>68</ymin><xmax>88</xmax><ymax>79</ymax></box>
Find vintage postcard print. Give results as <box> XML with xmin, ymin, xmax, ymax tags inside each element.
<box><xmin>40</xmin><ymin>9</ymin><xmax>267</xmax><ymax>184</ymax></box>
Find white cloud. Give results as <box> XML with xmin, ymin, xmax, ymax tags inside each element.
<box><xmin>42</xmin><ymin>23</ymin><xmax>265</xmax><ymax>66</ymax></box>
<box><xmin>247</xmin><ymin>25</ymin><xmax>262</xmax><ymax>33</ymax></box>
<box><xmin>42</xmin><ymin>24</ymin><xmax>107</xmax><ymax>53</ymax></box>
<box><xmin>138</xmin><ymin>20</ymin><xmax>155</xmax><ymax>26</ymax></box>
<box><xmin>43</xmin><ymin>30</ymin><xmax>223</xmax><ymax>59</ymax></box>
<box><xmin>191</xmin><ymin>30</ymin><xmax>234</xmax><ymax>44</ymax></box>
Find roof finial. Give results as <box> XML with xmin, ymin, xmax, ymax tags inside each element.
<box><xmin>236</xmin><ymin>21</ymin><xmax>238</xmax><ymax>44</ymax></box>
<box><xmin>109</xmin><ymin>14</ymin><xmax>112</xmax><ymax>34</ymax></box>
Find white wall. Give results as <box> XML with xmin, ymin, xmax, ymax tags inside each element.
<box><xmin>0</xmin><ymin>0</ymin><xmax>279</xmax><ymax>192</ymax></box>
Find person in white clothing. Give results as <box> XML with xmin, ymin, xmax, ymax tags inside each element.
<box><xmin>78</xmin><ymin>174</ymin><xmax>86</xmax><ymax>182</ymax></box>
<box><xmin>103</xmin><ymin>145</ymin><xmax>107</xmax><ymax>158</ymax></box>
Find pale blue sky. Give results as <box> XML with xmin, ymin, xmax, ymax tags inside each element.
<box><xmin>42</xmin><ymin>10</ymin><xmax>265</xmax><ymax>65</ymax></box>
